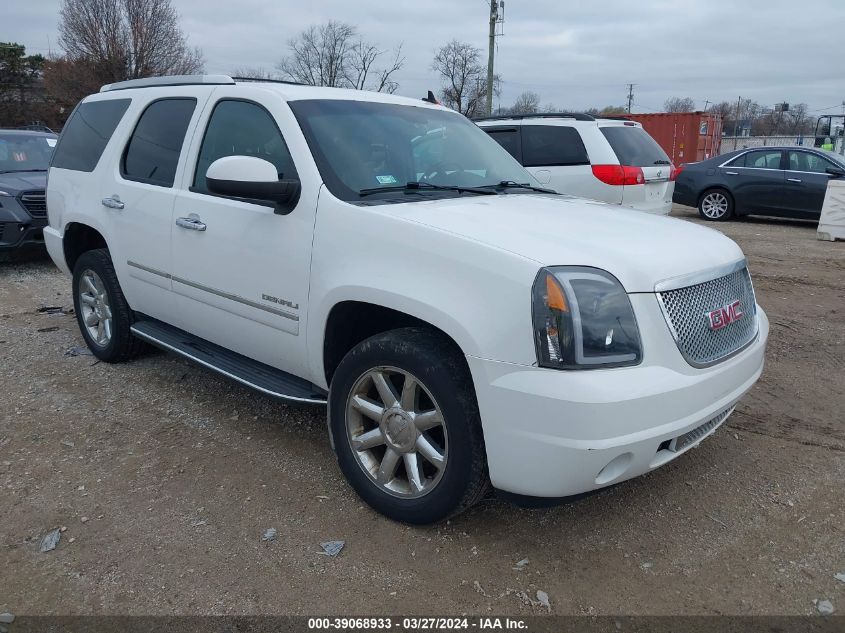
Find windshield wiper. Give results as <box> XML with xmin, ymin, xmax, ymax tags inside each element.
<box><xmin>0</xmin><ymin>169</ymin><xmax>48</xmax><ymax>174</ymax></box>
<box><xmin>358</xmin><ymin>181</ymin><xmax>497</xmax><ymax>197</ymax></box>
<box><xmin>484</xmin><ymin>180</ymin><xmax>557</xmax><ymax>194</ymax></box>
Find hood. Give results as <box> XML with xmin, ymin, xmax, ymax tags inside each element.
<box><xmin>391</xmin><ymin>194</ymin><xmax>745</xmax><ymax>293</ymax></box>
<box><xmin>0</xmin><ymin>171</ymin><xmax>47</xmax><ymax>193</ymax></box>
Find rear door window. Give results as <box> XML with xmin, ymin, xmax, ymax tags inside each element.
<box><xmin>599</xmin><ymin>126</ymin><xmax>669</xmax><ymax>167</ymax></box>
<box><xmin>122</xmin><ymin>98</ymin><xmax>197</xmax><ymax>187</ymax></box>
<box><xmin>743</xmin><ymin>150</ymin><xmax>783</xmax><ymax>170</ymax></box>
<box><xmin>521</xmin><ymin>125</ymin><xmax>589</xmax><ymax>167</ymax></box>
<box><xmin>485</xmin><ymin>128</ymin><xmax>521</xmax><ymax>161</ymax></box>
<box><xmin>51</xmin><ymin>99</ymin><xmax>131</xmax><ymax>172</ymax></box>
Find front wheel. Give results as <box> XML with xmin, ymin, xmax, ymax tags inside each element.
<box><xmin>698</xmin><ymin>188</ymin><xmax>735</xmax><ymax>221</ymax></box>
<box><xmin>329</xmin><ymin>328</ymin><xmax>489</xmax><ymax>524</ymax></box>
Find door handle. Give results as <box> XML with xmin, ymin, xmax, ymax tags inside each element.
<box><xmin>724</xmin><ymin>171</ymin><xmax>739</xmax><ymax>176</ymax></box>
<box><xmin>101</xmin><ymin>195</ymin><xmax>124</xmax><ymax>210</ymax></box>
<box><xmin>787</xmin><ymin>178</ymin><xmax>802</xmax><ymax>183</ymax></box>
<box><xmin>175</xmin><ymin>214</ymin><xmax>207</xmax><ymax>232</ymax></box>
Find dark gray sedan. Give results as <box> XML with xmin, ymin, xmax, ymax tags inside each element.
<box><xmin>673</xmin><ymin>146</ymin><xmax>845</xmax><ymax>221</ymax></box>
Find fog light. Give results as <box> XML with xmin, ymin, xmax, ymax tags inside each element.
<box><xmin>595</xmin><ymin>452</ymin><xmax>633</xmax><ymax>485</ymax></box>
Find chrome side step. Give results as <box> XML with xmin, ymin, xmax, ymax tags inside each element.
<box><xmin>130</xmin><ymin>319</ymin><xmax>327</xmax><ymax>405</ymax></box>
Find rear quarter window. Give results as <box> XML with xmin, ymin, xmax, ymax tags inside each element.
<box><xmin>521</xmin><ymin>125</ymin><xmax>590</xmax><ymax>167</ymax></box>
<box><xmin>600</xmin><ymin>126</ymin><xmax>669</xmax><ymax>167</ymax></box>
<box><xmin>485</xmin><ymin>128</ymin><xmax>521</xmax><ymax>161</ymax></box>
<box><xmin>51</xmin><ymin>99</ymin><xmax>131</xmax><ymax>172</ymax></box>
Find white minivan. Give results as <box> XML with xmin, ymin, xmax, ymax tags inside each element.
<box><xmin>477</xmin><ymin>113</ymin><xmax>676</xmax><ymax>214</ymax></box>
<box><xmin>45</xmin><ymin>76</ymin><xmax>766</xmax><ymax>523</ymax></box>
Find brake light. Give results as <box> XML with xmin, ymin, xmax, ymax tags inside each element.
<box><xmin>591</xmin><ymin>165</ymin><xmax>645</xmax><ymax>186</ymax></box>
<box><xmin>670</xmin><ymin>164</ymin><xmax>684</xmax><ymax>181</ymax></box>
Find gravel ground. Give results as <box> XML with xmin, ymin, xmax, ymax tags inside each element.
<box><xmin>1</xmin><ymin>205</ymin><xmax>843</xmax><ymax>616</ymax></box>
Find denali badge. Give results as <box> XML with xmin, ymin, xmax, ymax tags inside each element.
<box><xmin>262</xmin><ymin>293</ymin><xmax>299</xmax><ymax>310</ymax></box>
<box><xmin>706</xmin><ymin>300</ymin><xmax>743</xmax><ymax>331</ymax></box>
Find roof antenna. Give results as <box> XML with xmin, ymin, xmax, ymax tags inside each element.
<box><xmin>422</xmin><ymin>90</ymin><xmax>439</xmax><ymax>105</ymax></box>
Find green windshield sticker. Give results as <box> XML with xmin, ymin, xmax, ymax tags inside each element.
<box><xmin>376</xmin><ymin>175</ymin><xmax>398</xmax><ymax>185</ymax></box>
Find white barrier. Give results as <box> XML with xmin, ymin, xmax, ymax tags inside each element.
<box><xmin>817</xmin><ymin>180</ymin><xmax>845</xmax><ymax>242</ymax></box>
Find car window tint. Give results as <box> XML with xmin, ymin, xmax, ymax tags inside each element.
<box><xmin>51</xmin><ymin>99</ymin><xmax>130</xmax><ymax>172</ymax></box>
<box><xmin>486</xmin><ymin>129</ymin><xmax>520</xmax><ymax>160</ymax></box>
<box><xmin>725</xmin><ymin>153</ymin><xmax>746</xmax><ymax>167</ymax></box>
<box><xmin>745</xmin><ymin>151</ymin><xmax>782</xmax><ymax>170</ymax></box>
<box><xmin>788</xmin><ymin>151</ymin><xmax>835</xmax><ymax>174</ymax></box>
<box><xmin>193</xmin><ymin>100</ymin><xmax>298</xmax><ymax>194</ymax></box>
<box><xmin>122</xmin><ymin>99</ymin><xmax>196</xmax><ymax>187</ymax></box>
<box><xmin>522</xmin><ymin>125</ymin><xmax>589</xmax><ymax>167</ymax></box>
<box><xmin>599</xmin><ymin>126</ymin><xmax>669</xmax><ymax>167</ymax></box>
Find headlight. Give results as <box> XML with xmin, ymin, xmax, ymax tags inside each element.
<box><xmin>532</xmin><ymin>267</ymin><xmax>642</xmax><ymax>369</ymax></box>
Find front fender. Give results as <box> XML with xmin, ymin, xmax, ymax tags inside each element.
<box><xmin>306</xmin><ymin>196</ymin><xmax>542</xmax><ymax>389</ymax></box>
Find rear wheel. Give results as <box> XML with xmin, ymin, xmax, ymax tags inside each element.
<box><xmin>698</xmin><ymin>188</ymin><xmax>734</xmax><ymax>221</ymax></box>
<box><xmin>72</xmin><ymin>249</ymin><xmax>143</xmax><ymax>362</ymax></box>
<box><xmin>329</xmin><ymin>327</ymin><xmax>489</xmax><ymax>524</ymax></box>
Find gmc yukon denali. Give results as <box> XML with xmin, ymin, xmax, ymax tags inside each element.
<box><xmin>45</xmin><ymin>75</ymin><xmax>769</xmax><ymax>523</ymax></box>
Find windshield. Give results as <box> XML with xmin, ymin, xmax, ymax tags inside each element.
<box><xmin>288</xmin><ymin>99</ymin><xmax>538</xmax><ymax>202</ymax></box>
<box><xmin>600</xmin><ymin>126</ymin><xmax>670</xmax><ymax>167</ymax></box>
<box><xmin>0</xmin><ymin>133</ymin><xmax>56</xmax><ymax>173</ymax></box>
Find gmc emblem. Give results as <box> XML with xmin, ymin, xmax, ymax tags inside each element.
<box><xmin>706</xmin><ymin>300</ymin><xmax>744</xmax><ymax>331</ymax></box>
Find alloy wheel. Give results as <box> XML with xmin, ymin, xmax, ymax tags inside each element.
<box><xmin>78</xmin><ymin>269</ymin><xmax>113</xmax><ymax>347</ymax></box>
<box><xmin>345</xmin><ymin>367</ymin><xmax>448</xmax><ymax>498</ymax></box>
<box><xmin>701</xmin><ymin>192</ymin><xmax>729</xmax><ymax>219</ymax></box>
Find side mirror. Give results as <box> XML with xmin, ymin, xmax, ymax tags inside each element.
<box><xmin>826</xmin><ymin>166</ymin><xmax>845</xmax><ymax>178</ymax></box>
<box><xmin>206</xmin><ymin>156</ymin><xmax>301</xmax><ymax>214</ymax></box>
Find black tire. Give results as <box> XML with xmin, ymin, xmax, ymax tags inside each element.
<box><xmin>329</xmin><ymin>327</ymin><xmax>489</xmax><ymax>524</ymax></box>
<box><xmin>72</xmin><ymin>248</ymin><xmax>143</xmax><ymax>362</ymax></box>
<box><xmin>698</xmin><ymin>188</ymin><xmax>735</xmax><ymax>221</ymax></box>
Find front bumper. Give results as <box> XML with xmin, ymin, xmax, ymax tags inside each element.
<box><xmin>468</xmin><ymin>303</ymin><xmax>769</xmax><ymax>498</ymax></box>
<box><xmin>0</xmin><ymin>218</ymin><xmax>48</xmax><ymax>253</ymax></box>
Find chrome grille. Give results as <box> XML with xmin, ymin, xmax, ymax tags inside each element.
<box><xmin>20</xmin><ymin>190</ymin><xmax>47</xmax><ymax>218</ymax></box>
<box><xmin>670</xmin><ymin>406</ymin><xmax>734</xmax><ymax>452</ymax></box>
<box><xmin>658</xmin><ymin>266</ymin><xmax>758</xmax><ymax>367</ymax></box>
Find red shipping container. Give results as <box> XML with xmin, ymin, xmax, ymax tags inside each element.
<box><xmin>625</xmin><ymin>112</ymin><xmax>722</xmax><ymax>165</ymax></box>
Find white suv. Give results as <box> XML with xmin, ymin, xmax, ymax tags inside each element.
<box><xmin>45</xmin><ymin>76</ymin><xmax>768</xmax><ymax>523</ymax></box>
<box><xmin>477</xmin><ymin>113</ymin><xmax>676</xmax><ymax>214</ymax></box>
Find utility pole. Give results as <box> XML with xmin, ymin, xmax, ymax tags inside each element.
<box><xmin>733</xmin><ymin>95</ymin><xmax>742</xmax><ymax>150</ymax></box>
<box><xmin>626</xmin><ymin>84</ymin><xmax>635</xmax><ymax>114</ymax></box>
<box><xmin>486</xmin><ymin>0</ymin><xmax>502</xmax><ymax>116</ymax></box>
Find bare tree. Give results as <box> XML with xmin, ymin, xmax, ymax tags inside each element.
<box><xmin>664</xmin><ymin>96</ymin><xmax>697</xmax><ymax>112</ymax></box>
<box><xmin>507</xmin><ymin>91</ymin><xmax>541</xmax><ymax>115</ymax></box>
<box><xmin>57</xmin><ymin>0</ymin><xmax>203</xmax><ymax>80</ymax></box>
<box><xmin>709</xmin><ymin>101</ymin><xmax>733</xmax><ymax>120</ymax></box>
<box><xmin>278</xmin><ymin>21</ymin><xmax>404</xmax><ymax>93</ymax></box>
<box><xmin>432</xmin><ymin>40</ymin><xmax>498</xmax><ymax>118</ymax></box>
<box><xmin>48</xmin><ymin>0</ymin><xmax>202</xmax><ymax>108</ymax></box>
<box><xmin>231</xmin><ymin>67</ymin><xmax>279</xmax><ymax>80</ymax></box>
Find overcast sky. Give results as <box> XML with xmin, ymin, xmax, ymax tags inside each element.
<box><xmin>8</xmin><ymin>0</ymin><xmax>845</xmax><ymax>114</ymax></box>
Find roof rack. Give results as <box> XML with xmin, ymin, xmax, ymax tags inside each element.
<box><xmin>100</xmin><ymin>75</ymin><xmax>236</xmax><ymax>92</ymax></box>
<box><xmin>473</xmin><ymin>112</ymin><xmax>596</xmax><ymax>123</ymax></box>
<box><xmin>231</xmin><ymin>76</ymin><xmax>309</xmax><ymax>86</ymax></box>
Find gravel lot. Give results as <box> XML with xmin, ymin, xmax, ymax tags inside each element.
<box><xmin>1</xmin><ymin>205</ymin><xmax>843</xmax><ymax>616</ymax></box>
